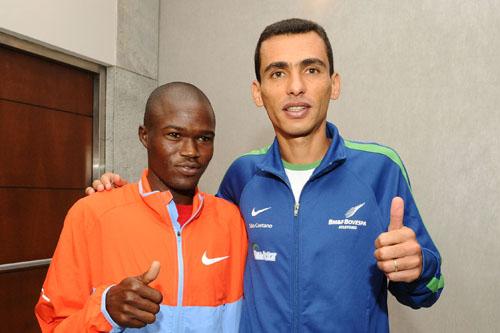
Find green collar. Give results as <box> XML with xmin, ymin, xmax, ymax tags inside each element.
<box><xmin>282</xmin><ymin>159</ymin><xmax>321</xmax><ymax>171</ymax></box>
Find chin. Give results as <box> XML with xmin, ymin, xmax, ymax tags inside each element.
<box><xmin>282</xmin><ymin>119</ymin><xmax>326</xmax><ymax>138</ymax></box>
<box><xmin>174</xmin><ymin>179</ymin><xmax>200</xmax><ymax>192</ymax></box>
<box><xmin>280</xmin><ymin>126</ymin><xmax>315</xmax><ymax>139</ymax></box>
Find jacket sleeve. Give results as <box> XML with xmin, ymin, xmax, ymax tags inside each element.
<box><xmin>217</xmin><ymin>156</ymin><xmax>258</xmax><ymax>205</ymax></box>
<box><xmin>217</xmin><ymin>162</ymin><xmax>242</xmax><ymax>205</ymax></box>
<box><xmin>386</xmin><ymin>161</ymin><xmax>444</xmax><ymax>308</ymax></box>
<box><xmin>221</xmin><ymin>206</ymin><xmax>248</xmax><ymax>332</ymax></box>
<box><xmin>34</xmin><ymin>201</ymin><xmax>116</xmax><ymax>332</ymax></box>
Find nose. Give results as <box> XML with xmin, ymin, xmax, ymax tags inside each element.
<box><xmin>287</xmin><ymin>71</ymin><xmax>305</xmax><ymax>96</ymax></box>
<box><xmin>180</xmin><ymin>138</ymin><xmax>200</xmax><ymax>158</ymax></box>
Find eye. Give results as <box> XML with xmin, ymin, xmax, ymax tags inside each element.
<box><xmin>197</xmin><ymin>135</ymin><xmax>214</xmax><ymax>143</ymax></box>
<box><xmin>270</xmin><ymin>71</ymin><xmax>285</xmax><ymax>79</ymax></box>
<box><xmin>306</xmin><ymin>67</ymin><xmax>320</xmax><ymax>74</ymax></box>
<box><xmin>166</xmin><ymin>132</ymin><xmax>181</xmax><ymax>140</ymax></box>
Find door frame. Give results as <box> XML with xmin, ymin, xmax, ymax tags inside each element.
<box><xmin>0</xmin><ymin>31</ymin><xmax>106</xmax><ymax>272</ymax></box>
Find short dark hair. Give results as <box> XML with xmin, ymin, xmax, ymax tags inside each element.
<box><xmin>254</xmin><ymin>18</ymin><xmax>334</xmax><ymax>82</ymax></box>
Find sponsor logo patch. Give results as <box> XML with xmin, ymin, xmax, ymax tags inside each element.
<box><xmin>201</xmin><ymin>251</ymin><xmax>229</xmax><ymax>266</ymax></box>
<box><xmin>249</xmin><ymin>222</ymin><xmax>273</xmax><ymax>229</ymax></box>
<box><xmin>328</xmin><ymin>202</ymin><xmax>367</xmax><ymax>230</ymax></box>
<box><xmin>252</xmin><ymin>243</ymin><xmax>277</xmax><ymax>262</ymax></box>
<box><xmin>251</xmin><ymin>207</ymin><xmax>271</xmax><ymax>217</ymax></box>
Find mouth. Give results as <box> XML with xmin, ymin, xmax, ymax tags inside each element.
<box><xmin>282</xmin><ymin>102</ymin><xmax>311</xmax><ymax>119</ymax></box>
<box><xmin>176</xmin><ymin>163</ymin><xmax>202</xmax><ymax>177</ymax></box>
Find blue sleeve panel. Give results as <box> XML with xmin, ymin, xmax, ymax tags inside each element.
<box><xmin>344</xmin><ymin>140</ymin><xmax>444</xmax><ymax>308</ymax></box>
<box><xmin>102</xmin><ymin>300</ymin><xmax>242</xmax><ymax>332</ymax></box>
<box><xmin>221</xmin><ymin>299</ymin><xmax>243</xmax><ymax>332</ymax></box>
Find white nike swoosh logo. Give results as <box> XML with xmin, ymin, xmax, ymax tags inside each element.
<box><xmin>201</xmin><ymin>251</ymin><xmax>229</xmax><ymax>266</ymax></box>
<box><xmin>345</xmin><ymin>202</ymin><xmax>365</xmax><ymax>218</ymax></box>
<box><xmin>251</xmin><ymin>207</ymin><xmax>271</xmax><ymax>217</ymax></box>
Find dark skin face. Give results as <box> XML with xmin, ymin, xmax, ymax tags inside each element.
<box><xmin>138</xmin><ymin>96</ymin><xmax>215</xmax><ymax>205</ymax></box>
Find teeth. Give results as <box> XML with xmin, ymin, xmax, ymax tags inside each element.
<box><xmin>287</xmin><ymin>106</ymin><xmax>306</xmax><ymax>112</ymax></box>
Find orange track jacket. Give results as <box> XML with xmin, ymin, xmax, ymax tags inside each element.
<box><xmin>35</xmin><ymin>170</ymin><xmax>247</xmax><ymax>332</ymax></box>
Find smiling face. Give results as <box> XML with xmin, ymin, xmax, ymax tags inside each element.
<box><xmin>139</xmin><ymin>92</ymin><xmax>215</xmax><ymax>203</ymax></box>
<box><xmin>252</xmin><ymin>32</ymin><xmax>340</xmax><ymax>141</ymax></box>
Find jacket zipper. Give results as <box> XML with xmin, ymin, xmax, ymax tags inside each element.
<box><xmin>292</xmin><ymin>177</ymin><xmax>318</xmax><ymax>331</ymax></box>
<box><xmin>294</xmin><ymin>202</ymin><xmax>300</xmax><ymax>216</ymax></box>
<box><xmin>292</xmin><ymin>198</ymin><xmax>300</xmax><ymax>333</ymax></box>
<box><xmin>170</xmin><ymin>195</ymin><xmax>204</xmax><ymax>331</ymax></box>
<box><xmin>272</xmin><ymin>172</ymin><xmax>301</xmax><ymax>332</ymax></box>
<box><xmin>264</xmin><ymin>168</ymin><xmax>318</xmax><ymax>332</ymax></box>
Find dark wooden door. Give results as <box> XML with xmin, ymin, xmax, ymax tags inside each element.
<box><xmin>0</xmin><ymin>44</ymin><xmax>95</xmax><ymax>332</ymax></box>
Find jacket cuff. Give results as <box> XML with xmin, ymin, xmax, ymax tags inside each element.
<box><xmin>101</xmin><ymin>285</ymin><xmax>125</xmax><ymax>332</ymax></box>
<box><xmin>419</xmin><ymin>247</ymin><xmax>439</xmax><ymax>283</ymax></box>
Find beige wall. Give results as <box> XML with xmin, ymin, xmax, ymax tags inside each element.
<box><xmin>105</xmin><ymin>0</ymin><xmax>159</xmax><ymax>182</ymax></box>
<box><xmin>159</xmin><ymin>1</ymin><xmax>500</xmax><ymax>332</ymax></box>
<box><xmin>0</xmin><ymin>0</ymin><xmax>117</xmax><ymax>64</ymax></box>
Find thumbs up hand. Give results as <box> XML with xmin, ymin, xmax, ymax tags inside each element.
<box><xmin>374</xmin><ymin>197</ymin><xmax>422</xmax><ymax>283</ymax></box>
<box><xmin>106</xmin><ymin>261</ymin><xmax>163</xmax><ymax>328</ymax></box>
<box><xmin>139</xmin><ymin>261</ymin><xmax>161</xmax><ymax>285</ymax></box>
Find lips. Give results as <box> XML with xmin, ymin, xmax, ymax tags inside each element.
<box><xmin>282</xmin><ymin>102</ymin><xmax>311</xmax><ymax>119</ymax></box>
<box><xmin>176</xmin><ymin>163</ymin><xmax>201</xmax><ymax>177</ymax></box>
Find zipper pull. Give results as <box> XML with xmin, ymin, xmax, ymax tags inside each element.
<box><xmin>294</xmin><ymin>202</ymin><xmax>300</xmax><ymax>217</ymax></box>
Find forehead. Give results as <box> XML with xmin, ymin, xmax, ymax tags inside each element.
<box><xmin>259</xmin><ymin>32</ymin><xmax>328</xmax><ymax>67</ymax></box>
<box><xmin>151</xmin><ymin>99</ymin><xmax>215</xmax><ymax>130</ymax></box>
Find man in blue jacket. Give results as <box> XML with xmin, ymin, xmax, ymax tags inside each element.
<box><xmin>89</xmin><ymin>18</ymin><xmax>443</xmax><ymax>333</ymax></box>
<box><xmin>217</xmin><ymin>18</ymin><xmax>443</xmax><ymax>332</ymax></box>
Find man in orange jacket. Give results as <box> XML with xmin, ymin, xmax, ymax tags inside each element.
<box><xmin>35</xmin><ymin>82</ymin><xmax>247</xmax><ymax>332</ymax></box>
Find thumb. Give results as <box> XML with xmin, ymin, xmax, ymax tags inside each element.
<box><xmin>388</xmin><ymin>197</ymin><xmax>404</xmax><ymax>231</ymax></box>
<box><xmin>140</xmin><ymin>261</ymin><xmax>161</xmax><ymax>285</ymax></box>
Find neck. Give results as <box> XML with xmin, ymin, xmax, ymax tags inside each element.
<box><xmin>276</xmin><ymin>123</ymin><xmax>331</xmax><ymax>164</ymax></box>
<box><xmin>146</xmin><ymin>170</ymin><xmax>194</xmax><ymax>205</ymax></box>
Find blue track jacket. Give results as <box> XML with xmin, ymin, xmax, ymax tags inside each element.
<box><xmin>217</xmin><ymin>122</ymin><xmax>443</xmax><ymax>333</ymax></box>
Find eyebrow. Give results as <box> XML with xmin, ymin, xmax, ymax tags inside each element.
<box><xmin>162</xmin><ymin>125</ymin><xmax>215</xmax><ymax>136</ymax></box>
<box><xmin>162</xmin><ymin>125</ymin><xmax>185</xmax><ymax>131</ymax></box>
<box><xmin>263</xmin><ymin>58</ymin><xmax>328</xmax><ymax>75</ymax></box>
<box><xmin>263</xmin><ymin>61</ymin><xmax>289</xmax><ymax>75</ymax></box>
<box><xmin>301</xmin><ymin>58</ymin><xmax>327</xmax><ymax>69</ymax></box>
<box><xmin>199</xmin><ymin>130</ymin><xmax>215</xmax><ymax>137</ymax></box>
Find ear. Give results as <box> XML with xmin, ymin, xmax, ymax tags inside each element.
<box><xmin>138</xmin><ymin>125</ymin><xmax>148</xmax><ymax>149</ymax></box>
<box><xmin>330</xmin><ymin>73</ymin><xmax>341</xmax><ymax>100</ymax></box>
<box><xmin>251</xmin><ymin>80</ymin><xmax>264</xmax><ymax>107</ymax></box>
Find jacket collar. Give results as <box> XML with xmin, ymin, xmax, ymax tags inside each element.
<box><xmin>138</xmin><ymin>169</ymin><xmax>204</xmax><ymax>223</ymax></box>
<box><xmin>258</xmin><ymin>122</ymin><xmax>347</xmax><ymax>180</ymax></box>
